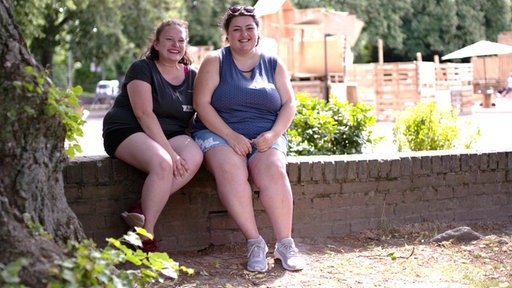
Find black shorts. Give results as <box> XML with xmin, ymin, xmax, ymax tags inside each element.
<box><xmin>103</xmin><ymin>127</ymin><xmax>185</xmax><ymax>158</ymax></box>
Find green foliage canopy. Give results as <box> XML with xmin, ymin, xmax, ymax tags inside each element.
<box><xmin>14</xmin><ymin>0</ymin><xmax>181</xmax><ymax>82</ymax></box>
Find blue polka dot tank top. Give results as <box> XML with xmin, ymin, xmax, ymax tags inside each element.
<box><xmin>194</xmin><ymin>47</ymin><xmax>282</xmax><ymax>139</ymax></box>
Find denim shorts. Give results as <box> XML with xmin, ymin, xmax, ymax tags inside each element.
<box><xmin>193</xmin><ymin>129</ymin><xmax>287</xmax><ymax>161</ymax></box>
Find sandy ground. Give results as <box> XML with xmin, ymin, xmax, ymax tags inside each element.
<box><xmin>153</xmin><ymin>222</ymin><xmax>512</xmax><ymax>288</ymax></box>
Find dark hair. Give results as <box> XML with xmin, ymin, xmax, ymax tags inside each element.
<box><xmin>143</xmin><ymin>19</ymin><xmax>193</xmax><ymax>65</ymax></box>
<box><xmin>221</xmin><ymin>6</ymin><xmax>260</xmax><ymax>42</ymax></box>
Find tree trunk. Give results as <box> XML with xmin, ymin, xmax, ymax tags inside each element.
<box><xmin>0</xmin><ymin>1</ymin><xmax>86</xmax><ymax>287</ymax></box>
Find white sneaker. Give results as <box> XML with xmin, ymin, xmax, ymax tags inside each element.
<box><xmin>274</xmin><ymin>238</ymin><xmax>304</xmax><ymax>271</ymax></box>
<box><xmin>121</xmin><ymin>202</ymin><xmax>145</xmax><ymax>228</ymax></box>
<box><xmin>121</xmin><ymin>211</ymin><xmax>145</xmax><ymax>228</ymax></box>
<box><xmin>247</xmin><ymin>236</ymin><xmax>268</xmax><ymax>272</ymax></box>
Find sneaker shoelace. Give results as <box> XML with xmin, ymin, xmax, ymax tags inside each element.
<box><xmin>276</xmin><ymin>240</ymin><xmax>304</xmax><ymax>271</ymax></box>
<box><xmin>248</xmin><ymin>240</ymin><xmax>266</xmax><ymax>258</ymax></box>
<box><xmin>279</xmin><ymin>242</ymin><xmax>299</xmax><ymax>257</ymax></box>
<box><xmin>247</xmin><ymin>238</ymin><xmax>268</xmax><ymax>272</ymax></box>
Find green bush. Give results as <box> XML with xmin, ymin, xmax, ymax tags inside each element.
<box><xmin>0</xmin><ymin>214</ymin><xmax>193</xmax><ymax>287</ymax></box>
<box><xmin>44</xmin><ymin>228</ymin><xmax>192</xmax><ymax>287</ymax></box>
<box><xmin>288</xmin><ymin>93</ymin><xmax>380</xmax><ymax>155</ymax></box>
<box><xmin>392</xmin><ymin>102</ymin><xmax>480</xmax><ymax>152</ymax></box>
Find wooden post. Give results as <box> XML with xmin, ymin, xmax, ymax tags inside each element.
<box><xmin>346</xmin><ymin>83</ymin><xmax>358</xmax><ymax>105</ymax></box>
<box><xmin>378</xmin><ymin>39</ymin><xmax>383</xmax><ymax>64</ymax></box>
<box><xmin>416</xmin><ymin>52</ymin><xmax>422</xmax><ymax>62</ymax></box>
<box><xmin>416</xmin><ymin>53</ymin><xmax>422</xmax><ymax>101</ymax></box>
<box><xmin>433</xmin><ymin>55</ymin><xmax>440</xmax><ymax>83</ymax></box>
<box><xmin>433</xmin><ymin>54</ymin><xmax>440</xmax><ymax>65</ymax></box>
<box><xmin>482</xmin><ymin>93</ymin><xmax>492</xmax><ymax>108</ymax></box>
<box><xmin>324</xmin><ymin>34</ymin><xmax>330</xmax><ymax>101</ymax></box>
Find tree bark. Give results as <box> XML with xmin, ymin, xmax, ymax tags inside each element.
<box><xmin>1</xmin><ymin>1</ymin><xmax>86</xmax><ymax>286</ymax></box>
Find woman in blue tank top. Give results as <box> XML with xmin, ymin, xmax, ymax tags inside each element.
<box><xmin>192</xmin><ymin>6</ymin><xmax>304</xmax><ymax>272</ymax></box>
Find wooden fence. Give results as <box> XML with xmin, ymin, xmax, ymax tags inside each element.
<box><xmin>291</xmin><ymin>61</ymin><xmax>475</xmax><ymax>121</ymax></box>
<box><xmin>188</xmin><ymin>45</ymin><xmax>214</xmax><ymax>70</ymax></box>
<box><xmin>190</xmin><ymin>46</ymin><xmax>477</xmax><ymax>122</ymax></box>
<box><xmin>435</xmin><ymin>63</ymin><xmax>474</xmax><ymax>115</ymax></box>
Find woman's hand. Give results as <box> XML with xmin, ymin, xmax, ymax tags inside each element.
<box><xmin>226</xmin><ymin>131</ymin><xmax>252</xmax><ymax>156</ymax></box>
<box><xmin>252</xmin><ymin>131</ymin><xmax>277</xmax><ymax>152</ymax></box>
<box><xmin>170</xmin><ymin>153</ymin><xmax>190</xmax><ymax>179</ymax></box>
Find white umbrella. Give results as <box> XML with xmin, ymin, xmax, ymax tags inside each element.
<box><xmin>441</xmin><ymin>40</ymin><xmax>512</xmax><ymax>60</ymax></box>
<box><xmin>442</xmin><ymin>40</ymin><xmax>512</xmax><ymax>90</ymax></box>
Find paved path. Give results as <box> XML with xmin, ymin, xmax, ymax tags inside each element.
<box><xmin>76</xmin><ymin>109</ymin><xmax>108</xmax><ymax>156</ymax></box>
<box><xmin>461</xmin><ymin>97</ymin><xmax>512</xmax><ymax>151</ymax></box>
<box><xmin>366</xmin><ymin>97</ymin><xmax>512</xmax><ymax>154</ymax></box>
<box><xmin>76</xmin><ymin>98</ymin><xmax>512</xmax><ymax>157</ymax></box>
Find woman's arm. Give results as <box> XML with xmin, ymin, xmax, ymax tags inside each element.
<box><xmin>253</xmin><ymin>58</ymin><xmax>296</xmax><ymax>152</ymax></box>
<box><xmin>272</xmin><ymin>58</ymin><xmax>297</xmax><ymax>135</ymax></box>
<box><xmin>128</xmin><ymin>80</ymin><xmax>188</xmax><ymax>176</ymax></box>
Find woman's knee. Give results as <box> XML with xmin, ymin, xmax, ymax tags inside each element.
<box><xmin>150</xmin><ymin>155</ymin><xmax>174</xmax><ymax>178</ymax></box>
<box><xmin>207</xmin><ymin>156</ymin><xmax>248</xmax><ymax>181</ymax></box>
<box><xmin>250</xmin><ymin>158</ymin><xmax>288</xmax><ymax>186</ymax></box>
<box><xmin>171</xmin><ymin>136</ymin><xmax>204</xmax><ymax>170</ymax></box>
<box><xmin>251</xmin><ymin>154</ymin><xmax>286</xmax><ymax>173</ymax></box>
<box><xmin>188</xmin><ymin>145</ymin><xmax>204</xmax><ymax>170</ymax></box>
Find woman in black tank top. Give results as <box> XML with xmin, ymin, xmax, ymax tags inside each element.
<box><xmin>102</xmin><ymin>19</ymin><xmax>203</xmax><ymax>253</ymax></box>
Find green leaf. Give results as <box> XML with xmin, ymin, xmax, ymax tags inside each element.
<box><xmin>160</xmin><ymin>267</ymin><xmax>178</xmax><ymax>279</ymax></box>
<box><xmin>135</xmin><ymin>227</ymin><xmax>153</xmax><ymax>240</ymax></box>
<box><xmin>123</xmin><ymin>231</ymin><xmax>143</xmax><ymax>247</ymax></box>
<box><xmin>0</xmin><ymin>258</ymin><xmax>30</xmax><ymax>284</ymax></box>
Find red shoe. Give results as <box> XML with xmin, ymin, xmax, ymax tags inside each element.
<box><xmin>121</xmin><ymin>201</ymin><xmax>145</xmax><ymax>228</ymax></box>
<box><xmin>142</xmin><ymin>239</ymin><xmax>160</xmax><ymax>253</ymax></box>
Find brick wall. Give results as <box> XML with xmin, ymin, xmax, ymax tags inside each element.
<box><xmin>64</xmin><ymin>151</ymin><xmax>512</xmax><ymax>252</ymax></box>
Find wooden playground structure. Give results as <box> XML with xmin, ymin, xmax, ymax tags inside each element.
<box><xmin>287</xmin><ymin>54</ymin><xmax>474</xmax><ymax>122</ymax></box>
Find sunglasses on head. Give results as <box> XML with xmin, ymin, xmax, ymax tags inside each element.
<box><xmin>228</xmin><ymin>5</ymin><xmax>255</xmax><ymax>16</ymax></box>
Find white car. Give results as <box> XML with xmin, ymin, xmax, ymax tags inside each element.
<box><xmin>94</xmin><ymin>80</ymin><xmax>119</xmax><ymax>104</ymax></box>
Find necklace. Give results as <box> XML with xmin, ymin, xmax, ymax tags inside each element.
<box><xmin>239</xmin><ymin>67</ymin><xmax>253</xmax><ymax>73</ymax></box>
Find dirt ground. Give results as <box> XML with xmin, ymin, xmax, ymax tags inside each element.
<box><xmin>153</xmin><ymin>221</ymin><xmax>512</xmax><ymax>288</ymax></box>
